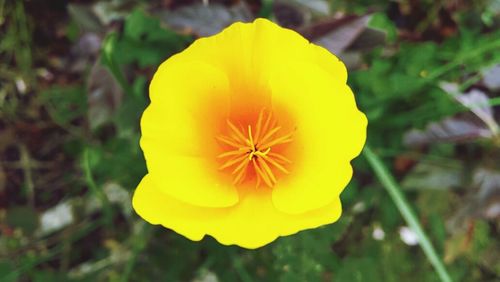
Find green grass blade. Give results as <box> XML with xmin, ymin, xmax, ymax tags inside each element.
<box><xmin>120</xmin><ymin>222</ymin><xmax>153</xmax><ymax>282</ymax></box>
<box><xmin>82</xmin><ymin>149</ymin><xmax>113</xmax><ymax>226</ymax></box>
<box><xmin>363</xmin><ymin>146</ymin><xmax>452</xmax><ymax>282</ymax></box>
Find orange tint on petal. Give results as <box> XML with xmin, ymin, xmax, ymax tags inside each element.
<box><xmin>142</xmin><ymin>58</ymin><xmax>239</xmax><ymax>207</ymax></box>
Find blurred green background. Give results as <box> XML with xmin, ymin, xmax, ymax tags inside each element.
<box><xmin>1</xmin><ymin>0</ymin><xmax>500</xmax><ymax>281</ymax></box>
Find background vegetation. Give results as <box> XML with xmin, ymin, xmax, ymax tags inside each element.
<box><xmin>1</xmin><ymin>0</ymin><xmax>499</xmax><ymax>281</ymax></box>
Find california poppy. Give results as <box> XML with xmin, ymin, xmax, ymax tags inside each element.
<box><xmin>133</xmin><ymin>18</ymin><xmax>367</xmax><ymax>248</ymax></box>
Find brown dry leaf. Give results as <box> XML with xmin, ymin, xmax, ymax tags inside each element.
<box><xmin>297</xmin><ymin>14</ymin><xmax>385</xmax><ymax>69</ymax></box>
<box><xmin>158</xmin><ymin>2</ymin><xmax>253</xmax><ymax>37</ymax></box>
<box><xmin>401</xmin><ymin>160</ymin><xmax>464</xmax><ymax>191</ymax></box>
<box><xmin>440</xmin><ymin>82</ymin><xmax>499</xmax><ymax>135</ymax></box>
<box><xmin>403</xmin><ymin>117</ymin><xmax>492</xmax><ymax>147</ymax></box>
<box><xmin>299</xmin><ymin>14</ymin><xmax>372</xmax><ymax>54</ymax></box>
<box><xmin>282</xmin><ymin>0</ymin><xmax>330</xmax><ymax>17</ymax></box>
<box><xmin>347</xmin><ymin>27</ymin><xmax>386</xmax><ymax>51</ymax></box>
<box><xmin>273</xmin><ymin>0</ymin><xmax>330</xmax><ymax>29</ymax></box>
<box><xmin>87</xmin><ymin>62</ymin><xmax>123</xmax><ymax>130</ymax></box>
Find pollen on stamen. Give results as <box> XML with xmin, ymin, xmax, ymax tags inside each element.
<box><xmin>216</xmin><ymin>109</ymin><xmax>294</xmax><ymax>188</ymax></box>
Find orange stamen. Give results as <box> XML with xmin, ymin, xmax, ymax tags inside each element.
<box><xmin>216</xmin><ymin>110</ymin><xmax>293</xmax><ymax>188</ymax></box>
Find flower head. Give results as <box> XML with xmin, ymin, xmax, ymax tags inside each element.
<box><xmin>132</xmin><ymin>18</ymin><xmax>367</xmax><ymax>248</ymax></box>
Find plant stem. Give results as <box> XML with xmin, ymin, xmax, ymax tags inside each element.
<box><xmin>120</xmin><ymin>222</ymin><xmax>152</xmax><ymax>282</ymax></box>
<box><xmin>363</xmin><ymin>146</ymin><xmax>452</xmax><ymax>282</ymax></box>
<box><xmin>82</xmin><ymin>149</ymin><xmax>113</xmax><ymax>225</ymax></box>
<box><xmin>101</xmin><ymin>32</ymin><xmax>134</xmax><ymax>97</ymax></box>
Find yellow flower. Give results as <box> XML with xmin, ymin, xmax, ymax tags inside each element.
<box><xmin>132</xmin><ymin>18</ymin><xmax>367</xmax><ymax>249</ymax></box>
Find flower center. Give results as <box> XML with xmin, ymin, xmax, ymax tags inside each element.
<box><xmin>216</xmin><ymin>109</ymin><xmax>293</xmax><ymax>187</ymax></box>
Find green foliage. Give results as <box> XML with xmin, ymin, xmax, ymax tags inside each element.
<box><xmin>114</xmin><ymin>10</ymin><xmax>193</xmax><ymax>68</ymax></box>
<box><xmin>271</xmin><ymin>222</ymin><xmax>349</xmax><ymax>281</ymax></box>
<box><xmin>351</xmin><ymin>28</ymin><xmax>500</xmax><ymax>150</ymax></box>
<box><xmin>0</xmin><ymin>261</ymin><xmax>18</xmax><ymax>282</ymax></box>
<box><xmin>41</xmin><ymin>86</ymin><xmax>87</xmax><ymax>126</ymax></box>
<box><xmin>85</xmin><ymin>136</ymin><xmax>146</xmax><ymax>189</ymax></box>
<box><xmin>369</xmin><ymin>13</ymin><xmax>397</xmax><ymax>43</ymax></box>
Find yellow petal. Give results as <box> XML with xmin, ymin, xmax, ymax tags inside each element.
<box><xmin>311</xmin><ymin>44</ymin><xmax>348</xmax><ymax>84</ymax></box>
<box><xmin>133</xmin><ymin>174</ymin><xmax>343</xmax><ymax>249</ymax></box>
<box><xmin>142</xmin><ymin>56</ymin><xmax>238</xmax><ymax>207</ymax></box>
<box><xmin>269</xmin><ymin>60</ymin><xmax>367</xmax><ymax>214</ymax></box>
